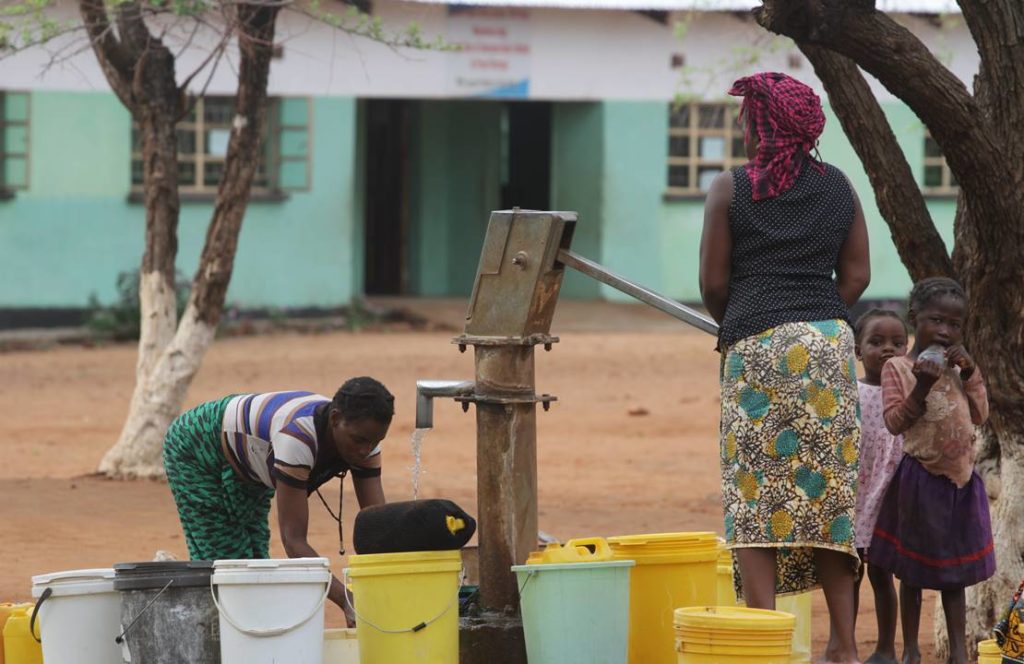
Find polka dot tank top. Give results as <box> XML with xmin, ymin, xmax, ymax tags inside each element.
<box><xmin>719</xmin><ymin>161</ymin><xmax>855</xmax><ymax>347</ymax></box>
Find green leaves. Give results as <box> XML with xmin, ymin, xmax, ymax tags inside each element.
<box><xmin>0</xmin><ymin>0</ymin><xmax>70</xmax><ymax>52</ymax></box>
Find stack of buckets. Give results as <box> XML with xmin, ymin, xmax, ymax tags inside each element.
<box><xmin>21</xmin><ymin>558</ymin><xmax>335</xmax><ymax>664</ymax></box>
<box><xmin>512</xmin><ymin>537</ymin><xmax>635</xmax><ymax>663</ymax></box>
<box><xmin>675</xmin><ymin>606</ymin><xmax>796</xmax><ymax>663</ymax></box>
<box><xmin>716</xmin><ymin>540</ymin><xmax>811</xmax><ymax>663</ymax></box>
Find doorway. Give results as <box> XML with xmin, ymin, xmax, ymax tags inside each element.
<box><xmin>363</xmin><ymin>99</ymin><xmax>410</xmax><ymax>295</ymax></box>
<box><xmin>501</xmin><ymin>102</ymin><xmax>552</xmax><ymax>210</ymax></box>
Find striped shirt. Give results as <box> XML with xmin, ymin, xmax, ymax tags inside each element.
<box><xmin>220</xmin><ymin>391</ymin><xmax>381</xmax><ymax>491</ymax></box>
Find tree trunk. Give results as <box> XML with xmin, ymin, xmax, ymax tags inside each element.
<box><xmin>753</xmin><ymin>1</ymin><xmax>1024</xmax><ymax>657</ymax></box>
<box><xmin>96</xmin><ymin>18</ymin><xmax>184</xmax><ymax>477</ymax></box>
<box><xmin>99</xmin><ymin>2</ymin><xmax>281</xmax><ymax>477</ymax></box>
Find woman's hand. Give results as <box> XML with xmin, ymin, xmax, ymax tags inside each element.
<box><xmin>946</xmin><ymin>344</ymin><xmax>976</xmax><ymax>380</ymax></box>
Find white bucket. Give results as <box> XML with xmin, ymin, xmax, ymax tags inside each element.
<box><xmin>30</xmin><ymin>568</ymin><xmax>122</xmax><ymax>664</ymax></box>
<box><xmin>212</xmin><ymin>557</ymin><xmax>332</xmax><ymax>664</ymax></box>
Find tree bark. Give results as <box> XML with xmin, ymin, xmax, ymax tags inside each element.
<box><xmin>99</xmin><ymin>3</ymin><xmax>281</xmax><ymax>477</ymax></box>
<box><xmin>798</xmin><ymin>44</ymin><xmax>954</xmax><ymax>281</ymax></box>
<box><xmin>753</xmin><ymin>2</ymin><xmax>1024</xmax><ymax>658</ymax></box>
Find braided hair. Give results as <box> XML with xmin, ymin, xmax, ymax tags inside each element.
<box><xmin>908</xmin><ymin>277</ymin><xmax>966</xmax><ymax>316</ymax></box>
<box><xmin>854</xmin><ymin>308</ymin><xmax>908</xmax><ymax>344</ymax></box>
<box><xmin>331</xmin><ymin>376</ymin><xmax>395</xmax><ymax>424</ymax></box>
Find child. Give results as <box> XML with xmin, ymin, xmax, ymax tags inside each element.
<box><xmin>853</xmin><ymin>309</ymin><xmax>909</xmax><ymax>664</ymax></box>
<box><xmin>868</xmin><ymin>277</ymin><xmax>994</xmax><ymax>664</ymax></box>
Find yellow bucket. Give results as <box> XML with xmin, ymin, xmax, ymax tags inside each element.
<box><xmin>346</xmin><ymin>550</ymin><xmax>461</xmax><ymax>664</ymax></box>
<box><xmin>716</xmin><ymin>542</ymin><xmax>812</xmax><ymax>664</ymax></box>
<box><xmin>716</xmin><ymin>542</ymin><xmax>738</xmax><ymax>607</ymax></box>
<box><xmin>978</xmin><ymin>638</ymin><xmax>1001</xmax><ymax>664</ymax></box>
<box><xmin>1</xmin><ymin>606</ymin><xmax>42</xmax><ymax>664</ymax></box>
<box><xmin>675</xmin><ymin>606</ymin><xmax>794</xmax><ymax>664</ymax></box>
<box><xmin>608</xmin><ymin>532</ymin><xmax>719</xmax><ymax>664</ymax></box>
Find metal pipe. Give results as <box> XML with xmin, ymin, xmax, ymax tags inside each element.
<box><xmin>556</xmin><ymin>248</ymin><xmax>720</xmax><ymax>336</ymax></box>
<box><xmin>415</xmin><ymin>380</ymin><xmax>476</xmax><ymax>429</ymax></box>
<box><xmin>473</xmin><ymin>345</ymin><xmax>538</xmax><ymax>613</ymax></box>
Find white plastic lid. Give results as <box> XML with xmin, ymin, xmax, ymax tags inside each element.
<box><xmin>214</xmin><ymin>557</ymin><xmax>329</xmax><ymax>571</ymax></box>
<box><xmin>31</xmin><ymin>568</ymin><xmax>116</xmax><ymax>597</ymax></box>
<box><xmin>212</xmin><ymin>557</ymin><xmax>331</xmax><ymax>586</ymax></box>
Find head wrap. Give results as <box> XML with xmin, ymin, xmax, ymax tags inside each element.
<box><xmin>728</xmin><ymin>72</ymin><xmax>825</xmax><ymax>200</ymax></box>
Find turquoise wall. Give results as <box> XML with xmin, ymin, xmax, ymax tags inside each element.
<box><xmin>550</xmin><ymin>103</ymin><xmax>602</xmax><ymax>299</ymax></box>
<box><xmin>407</xmin><ymin>100</ymin><xmax>502</xmax><ymax>297</ymax></box>
<box><xmin>0</xmin><ymin>91</ymin><xmax>958</xmax><ymax>310</ymax></box>
<box><xmin>0</xmin><ymin>92</ymin><xmax>361</xmax><ymax>309</ymax></box>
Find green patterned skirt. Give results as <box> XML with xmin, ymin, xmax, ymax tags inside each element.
<box><xmin>163</xmin><ymin>396</ymin><xmax>274</xmax><ymax>560</ymax></box>
<box><xmin>720</xmin><ymin>320</ymin><xmax>861</xmax><ymax>596</ymax></box>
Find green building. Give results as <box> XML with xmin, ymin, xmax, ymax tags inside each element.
<box><xmin>0</xmin><ymin>0</ymin><xmax>965</xmax><ymax>324</ymax></box>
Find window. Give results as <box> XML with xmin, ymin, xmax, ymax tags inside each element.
<box><xmin>1</xmin><ymin>92</ymin><xmax>30</xmax><ymax>192</ymax></box>
<box><xmin>922</xmin><ymin>132</ymin><xmax>957</xmax><ymax>195</ymax></box>
<box><xmin>667</xmin><ymin>102</ymin><xmax>746</xmax><ymax>196</ymax></box>
<box><xmin>131</xmin><ymin>96</ymin><xmax>310</xmax><ymax>194</ymax></box>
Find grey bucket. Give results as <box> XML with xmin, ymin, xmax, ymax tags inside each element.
<box><xmin>113</xmin><ymin>561</ymin><xmax>220</xmax><ymax>664</ymax></box>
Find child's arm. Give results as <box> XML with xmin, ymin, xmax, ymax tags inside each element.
<box><xmin>948</xmin><ymin>345</ymin><xmax>989</xmax><ymax>425</ymax></box>
<box><xmin>881</xmin><ymin>359</ymin><xmax>937</xmax><ymax>435</ymax></box>
<box><xmin>963</xmin><ymin>369</ymin><xmax>989</xmax><ymax>425</ymax></box>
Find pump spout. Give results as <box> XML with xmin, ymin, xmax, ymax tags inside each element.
<box><xmin>415</xmin><ymin>380</ymin><xmax>475</xmax><ymax>429</ymax></box>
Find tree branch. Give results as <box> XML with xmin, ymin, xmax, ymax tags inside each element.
<box><xmin>799</xmin><ymin>44</ymin><xmax>955</xmax><ymax>281</ymax></box>
<box><xmin>187</xmin><ymin>1</ymin><xmax>280</xmax><ymax>326</ymax></box>
<box><xmin>957</xmin><ymin>0</ymin><xmax>1024</xmax><ymax>172</ymax></box>
<box><xmin>115</xmin><ymin>1</ymin><xmax>152</xmax><ymax>57</ymax></box>
<box><xmin>755</xmin><ymin>0</ymin><xmax>1015</xmax><ymax>266</ymax></box>
<box><xmin>78</xmin><ymin>0</ymin><xmax>135</xmax><ymax>109</ymax></box>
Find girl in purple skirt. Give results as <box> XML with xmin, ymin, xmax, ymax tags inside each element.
<box><xmin>869</xmin><ymin>277</ymin><xmax>994</xmax><ymax>664</ymax></box>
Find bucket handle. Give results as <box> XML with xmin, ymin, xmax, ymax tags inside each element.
<box><xmin>342</xmin><ymin>566</ymin><xmax>465</xmax><ymax>635</ymax></box>
<box><xmin>115</xmin><ymin>579</ymin><xmax>174</xmax><ymax>645</ymax></box>
<box><xmin>210</xmin><ymin>577</ymin><xmax>330</xmax><ymax>638</ymax></box>
<box><xmin>28</xmin><ymin>587</ymin><xmax>51</xmax><ymax>643</ymax></box>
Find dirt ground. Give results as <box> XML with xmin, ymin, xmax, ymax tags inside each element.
<box><xmin>0</xmin><ymin>304</ymin><xmax>937</xmax><ymax>659</ymax></box>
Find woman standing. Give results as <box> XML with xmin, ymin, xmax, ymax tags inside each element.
<box><xmin>700</xmin><ymin>72</ymin><xmax>870</xmax><ymax>664</ymax></box>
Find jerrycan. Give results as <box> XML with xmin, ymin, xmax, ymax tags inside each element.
<box><xmin>2</xmin><ymin>605</ymin><xmax>42</xmax><ymax>664</ymax></box>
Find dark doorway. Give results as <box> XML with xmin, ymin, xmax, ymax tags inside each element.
<box><xmin>501</xmin><ymin>102</ymin><xmax>552</xmax><ymax>210</ymax></box>
<box><xmin>364</xmin><ymin>99</ymin><xmax>410</xmax><ymax>295</ymax></box>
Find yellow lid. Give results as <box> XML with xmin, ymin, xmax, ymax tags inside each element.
<box><xmin>978</xmin><ymin>639</ymin><xmax>1001</xmax><ymax>655</ymax></box>
<box><xmin>525</xmin><ymin>538</ymin><xmax>613</xmax><ymax>564</ymax></box>
<box><xmin>674</xmin><ymin>606</ymin><xmax>797</xmax><ymax>632</ymax></box>
<box><xmin>608</xmin><ymin>532</ymin><xmax>719</xmax><ymax>564</ymax></box>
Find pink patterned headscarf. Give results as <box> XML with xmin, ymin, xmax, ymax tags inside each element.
<box><xmin>729</xmin><ymin>72</ymin><xmax>826</xmax><ymax>200</ymax></box>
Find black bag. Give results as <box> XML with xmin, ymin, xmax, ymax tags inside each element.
<box><xmin>353</xmin><ymin>499</ymin><xmax>477</xmax><ymax>554</ymax></box>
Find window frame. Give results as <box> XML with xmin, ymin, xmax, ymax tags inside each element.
<box><xmin>0</xmin><ymin>90</ymin><xmax>31</xmax><ymax>193</ymax></box>
<box><xmin>921</xmin><ymin>131</ymin><xmax>958</xmax><ymax>196</ymax></box>
<box><xmin>130</xmin><ymin>95</ymin><xmax>312</xmax><ymax>196</ymax></box>
<box><xmin>666</xmin><ymin>100</ymin><xmax>746</xmax><ymax>198</ymax></box>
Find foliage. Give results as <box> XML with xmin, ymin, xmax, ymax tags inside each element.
<box><xmin>0</xmin><ymin>0</ymin><xmax>456</xmax><ymax>56</ymax></box>
<box><xmin>85</xmin><ymin>270</ymin><xmax>190</xmax><ymax>341</ymax></box>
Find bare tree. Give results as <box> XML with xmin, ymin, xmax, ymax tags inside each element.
<box><xmin>2</xmin><ymin>0</ymin><xmax>440</xmax><ymax>477</ymax></box>
<box><xmin>753</xmin><ymin>0</ymin><xmax>1024</xmax><ymax>656</ymax></box>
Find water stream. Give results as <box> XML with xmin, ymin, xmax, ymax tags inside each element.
<box><xmin>410</xmin><ymin>427</ymin><xmax>429</xmax><ymax>500</ymax></box>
